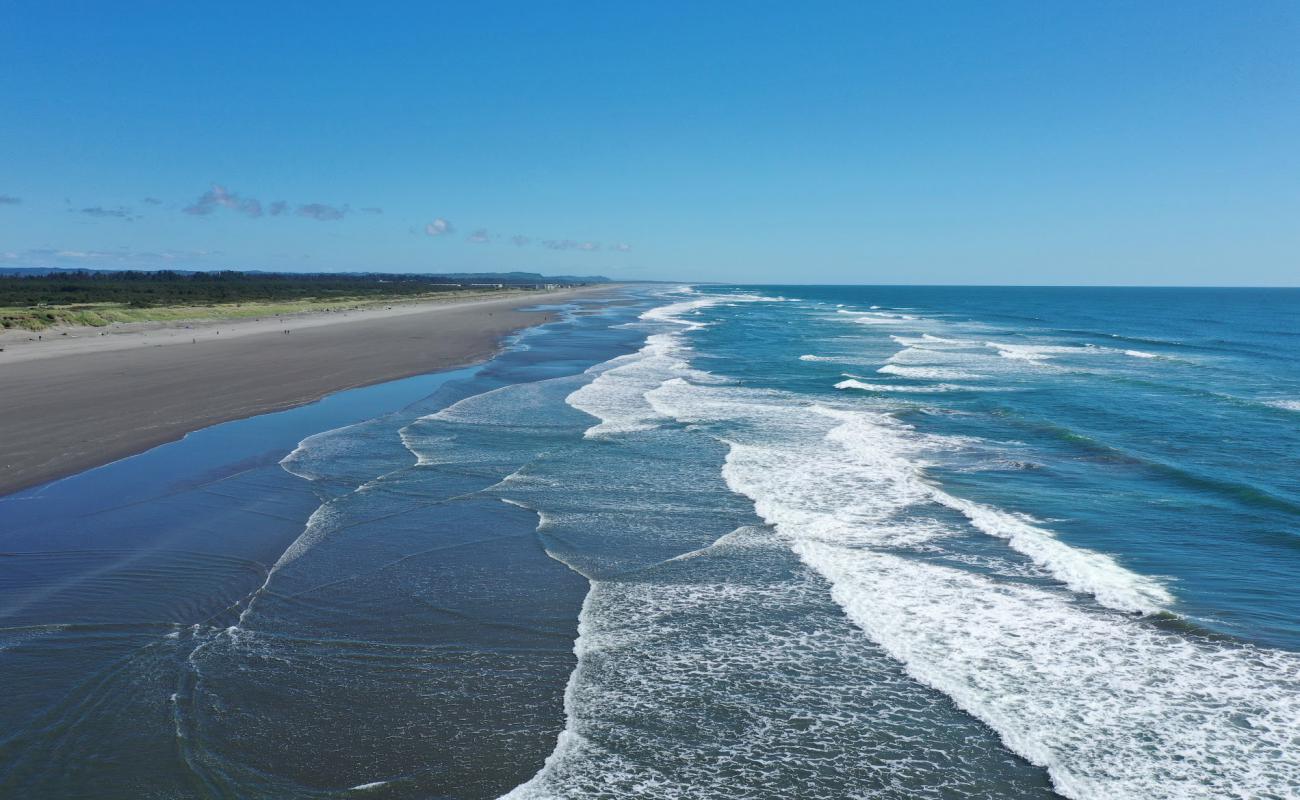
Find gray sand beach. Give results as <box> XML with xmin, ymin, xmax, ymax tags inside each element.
<box><xmin>0</xmin><ymin>286</ymin><xmax>617</xmax><ymax>495</ymax></box>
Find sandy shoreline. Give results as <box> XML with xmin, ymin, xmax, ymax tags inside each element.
<box><xmin>0</xmin><ymin>285</ymin><xmax>626</xmax><ymax>496</ymax></box>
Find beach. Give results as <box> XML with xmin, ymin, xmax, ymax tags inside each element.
<box><xmin>0</xmin><ymin>286</ymin><xmax>619</xmax><ymax>496</ymax></box>
<box><xmin>2</xmin><ymin>285</ymin><xmax>1298</xmax><ymax>799</ymax></box>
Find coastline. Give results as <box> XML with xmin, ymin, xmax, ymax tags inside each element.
<box><xmin>0</xmin><ymin>289</ymin><xmax>655</xmax><ymax>797</ymax></box>
<box><xmin>0</xmin><ymin>285</ymin><xmax>624</xmax><ymax>497</ymax></box>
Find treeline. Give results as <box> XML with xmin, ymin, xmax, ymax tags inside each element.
<box><xmin>0</xmin><ymin>270</ymin><xmax>595</xmax><ymax>308</ymax></box>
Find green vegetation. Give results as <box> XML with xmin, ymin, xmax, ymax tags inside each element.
<box><xmin>0</xmin><ymin>270</ymin><xmax>594</xmax><ymax>330</ymax></box>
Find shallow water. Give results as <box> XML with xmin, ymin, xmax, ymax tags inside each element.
<box><xmin>2</xmin><ymin>285</ymin><xmax>1298</xmax><ymax>799</ymax></box>
<box><xmin>0</xmin><ymin>295</ymin><xmax>650</xmax><ymax>798</ymax></box>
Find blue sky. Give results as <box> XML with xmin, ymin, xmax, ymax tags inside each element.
<box><xmin>1</xmin><ymin>1</ymin><xmax>1297</xmax><ymax>284</ymax></box>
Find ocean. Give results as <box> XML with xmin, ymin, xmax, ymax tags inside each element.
<box><xmin>1</xmin><ymin>285</ymin><xmax>1298</xmax><ymax>799</ymax></box>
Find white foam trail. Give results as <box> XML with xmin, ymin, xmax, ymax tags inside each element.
<box><xmin>877</xmin><ymin>364</ymin><xmax>981</xmax><ymax>380</ymax></box>
<box><xmin>799</xmin><ymin>354</ymin><xmax>839</xmax><ymax>362</ymax></box>
<box><xmin>801</xmin><ymin>544</ymin><xmax>1300</xmax><ymax>800</ymax></box>
<box><xmin>266</xmin><ymin>503</ymin><xmax>342</xmax><ymax>574</ymax></box>
<box><xmin>400</xmin><ymin>379</ymin><xmax>562</xmax><ymax>462</ymax></box>
<box><xmin>835</xmin><ymin>379</ymin><xmax>966</xmax><ymax>393</ymax></box>
<box><xmin>639</xmin><ymin>298</ymin><xmax>717</xmax><ymax>328</ymax></box>
<box><xmin>851</xmin><ymin>315</ymin><xmax>911</xmax><ymax>325</ymax></box>
<box><xmin>638</xmin><ymin>292</ymin><xmax>788</xmax><ymax>326</ymax></box>
<box><xmin>836</xmin><ymin>308</ymin><xmax>915</xmax><ymax>318</ymax></box>
<box><xmin>742</xmin><ymin>401</ymin><xmax>1169</xmax><ymax>613</ymax></box>
<box><xmin>645</xmin><ymin>378</ymin><xmax>1298</xmax><ymax>798</ymax></box>
<box><xmin>279</xmin><ymin>422</ymin><xmax>365</xmax><ymax>480</ymax></box>
<box><xmin>924</xmin><ymin>490</ymin><xmax>1172</xmax><ymax>613</ymax></box>
<box><xmin>1124</xmin><ymin>349</ymin><xmax>1158</xmax><ymax>359</ymax></box>
<box><xmin>888</xmin><ymin>334</ymin><xmax>981</xmax><ymax>348</ymax></box>
<box><xmin>646</xmin><ymin>374</ymin><xmax>1167</xmax><ymax>613</ymax></box>
<box><xmin>922</xmin><ymin>333</ymin><xmax>971</xmax><ymax>345</ymax></box>
<box><xmin>397</xmin><ymin>426</ymin><xmax>450</xmax><ymax>466</ymax></box>
<box><xmin>565</xmin><ymin>291</ymin><xmax>766</xmax><ymax>437</ymax></box>
<box><xmin>501</xmin><ymin>573</ymin><xmax>600</xmax><ymax>800</ymax></box>
<box><xmin>565</xmin><ymin>335</ymin><xmax>698</xmax><ymax>437</ymax></box>
<box><xmin>225</xmin><ymin>498</ymin><xmax>349</xmax><ymax>631</ymax></box>
<box><xmin>1265</xmin><ymin>399</ymin><xmax>1300</xmax><ymax>412</ymax></box>
<box><xmin>258</xmin><ymin>412</ymin><xmax>445</xmax><ymax>629</ymax></box>
<box><xmin>984</xmin><ymin>342</ymin><xmax>1099</xmax><ymax>362</ymax></box>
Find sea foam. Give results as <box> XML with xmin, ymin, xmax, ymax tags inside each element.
<box><xmin>659</xmin><ymin>378</ymin><xmax>1298</xmax><ymax>799</ymax></box>
<box><xmin>877</xmin><ymin>364</ymin><xmax>982</xmax><ymax>380</ymax></box>
<box><xmin>567</xmin><ymin>291</ymin><xmax>772</xmax><ymax>438</ymax></box>
<box><xmin>835</xmin><ymin>378</ymin><xmax>965</xmax><ymax>393</ymax></box>
<box><xmin>524</xmin><ymin>288</ymin><xmax>1300</xmax><ymax>800</ymax></box>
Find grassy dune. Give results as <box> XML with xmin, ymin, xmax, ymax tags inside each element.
<box><xmin>0</xmin><ymin>289</ymin><xmax>535</xmax><ymax>332</ymax></box>
<box><xmin>0</xmin><ymin>270</ymin><xmax>599</xmax><ymax>332</ymax></box>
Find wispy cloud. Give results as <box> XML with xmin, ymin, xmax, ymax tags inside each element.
<box><xmin>144</xmin><ymin>248</ymin><xmax>220</xmax><ymax>261</ymax></box>
<box><xmin>77</xmin><ymin>206</ymin><xmax>138</xmax><ymax>220</ymax></box>
<box><xmin>297</xmin><ymin>202</ymin><xmax>348</xmax><ymax>221</ymax></box>
<box><xmin>142</xmin><ymin>197</ymin><xmax>162</xmax><ymax>205</ymax></box>
<box><xmin>542</xmin><ymin>239</ymin><xmax>575</xmax><ymax>250</ymax></box>
<box><xmin>361</xmin><ymin>207</ymin><xmax>383</xmax><ymax>215</ymax></box>
<box><xmin>184</xmin><ymin>184</ymin><xmax>263</xmax><ymax>217</ymax></box>
<box><xmin>418</xmin><ymin>214</ymin><xmax>626</xmax><ymax>252</ymax></box>
<box><xmin>4</xmin><ymin>246</ymin><xmax>219</xmax><ymax>264</ymax></box>
<box><xmin>1</xmin><ymin>194</ymin><xmax>23</xmax><ymax>205</ymax></box>
<box><xmin>520</xmin><ymin>237</ymin><xmax>624</xmax><ymax>253</ymax></box>
<box><xmin>56</xmin><ymin>249</ymin><xmax>118</xmax><ymax>259</ymax></box>
<box><xmin>180</xmin><ymin>184</ymin><xmax>361</xmax><ymax>223</ymax></box>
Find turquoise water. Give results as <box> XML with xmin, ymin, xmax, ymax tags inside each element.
<box><xmin>2</xmin><ymin>285</ymin><xmax>1298</xmax><ymax>798</ymax></box>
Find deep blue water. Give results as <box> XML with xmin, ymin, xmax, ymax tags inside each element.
<box><xmin>2</xmin><ymin>285</ymin><xmax>1298</xmax><ymax>799</ymax></box>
